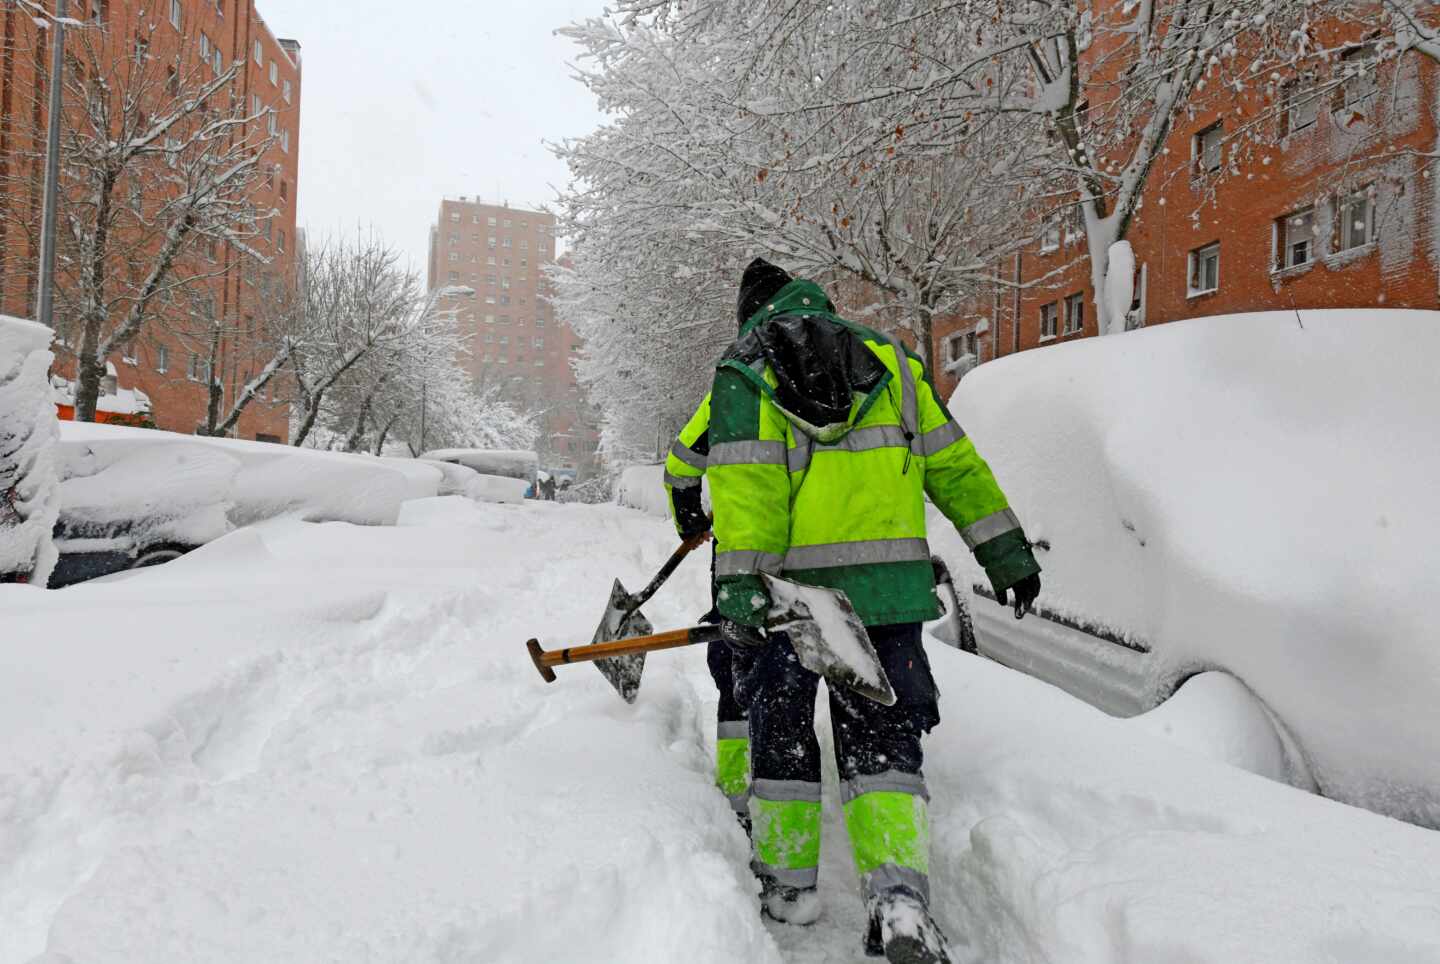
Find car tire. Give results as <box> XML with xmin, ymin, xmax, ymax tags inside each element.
<box><xmin>129</xmin><ymin>543</ymin><xmax>193</xmax><ymax>570</ymax></box>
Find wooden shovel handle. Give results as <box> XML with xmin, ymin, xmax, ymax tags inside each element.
<box><xmin>527</xmin><ymin>624</ymin><xmax>724</xmax><ymax>683</ymax></box>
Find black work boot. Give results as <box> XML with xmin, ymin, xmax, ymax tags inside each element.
<box><xmin>758</xmin><ymin>876</ymin><xmax>822</xmax><ymax>925</ymax></box>
<box><xmin>862</xmin><ymin>888</ymin><xmax>952</xmax><ymax>963</ymax></box>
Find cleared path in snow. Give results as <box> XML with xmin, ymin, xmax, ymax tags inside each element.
<box><xmin>4</xmin><ymin>499</ymin><xmax>1439</xmax><ymax>963</ymax></box>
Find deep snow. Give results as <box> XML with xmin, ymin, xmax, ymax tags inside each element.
<box><xmin>3</xmin><ymin>498</ymin><xmax>1440</xmax><ymax>963</ymax></box>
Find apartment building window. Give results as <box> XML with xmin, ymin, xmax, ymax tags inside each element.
<box><xmin>205</xmin><ymin>237</ymin><xmax>219</xmax><ymax>262</ymax></box>
<box><xmin>269</xmin><ymin>111</ymin><xmax>278</xmax><ymax>136</ymax></box>
<box><xmin>500</xmin><ymin>315</ymin><xmax>510</xmax><ymax>324</ymax></box>
<box><xmin>121</xmin><ymin>338</ymin><xmax>137</xmax><ymax>364</ymax></box>
<box><xmin>252</xmin><ymin>93</ymin><xmax>262</xmax><ymax>116</ymax></box>
<box><xmin>484</xmin><ymin>314</ymin><xmax>496</xmax><ymax>324</ymax></box>
<box><xmin>187</xmin><ymin>353</ymin><xmax>211</xmax><ymax>383</ymax></box>
<box><xmin>1281</xmin><ymin>74</ymin><xmax>1318</xmax><ymax>134</ymax></box>
<box><xmin>134</xmin><ymin>37</ymin><xmax>149</xmax><ymax>65</ymax></box>
<box><xmin>535</xmin><ymin>315</ymin><xmax>545</xmax><ymax>327</ymax></box>
<box><xmin>533</xmin><ymin>336</ymin><xmax>544</xmax><ymax>348</ymax></box>
<box><xmin>520</xmin><ymin>239</ymin><xmax>528</xmax><ymax>250</ymax></box>
<box><xmin>500</xmin><ymin>294</ymin><xmax>511</xmax><ymax>305</ymax></box>
<box><xmin>254</xmin><ymin>39</ymin><xmax>263</xmax><ymax>65</ymax></box>
<box><xmin>1276</xmin><ymin>208</ymin><xmax>1315</xmax><ymax>269</ymax></box>
<box><xmin>1063</xmin><ymin>292</ymin><xmax>1084</xmax><ymax>334</ymax></box>
<box><xmin>500</xmin><ymin>336</ymin><xmax>510</xmax><ymax>346</ymax></box>
<box><xmin>155</xmin><ymin>345</ymin><xmax>169</xmax><ymax>374</ymax></box>
<box><xmin>269</xmin><ymin>61</ymin><xmax>278</xmax><ymax>86</ymax></box>
<box><xmin>449</xmin><ymin>253</ymin><xmax>459</xmax><ymax>262</ymax></box>
<box><xmin>280</xmin><ymin>180</ymin><xmax>289</xmax><ymax>205</ymax></box>
<box><xmin>169</xmin><ymin>0</ymin><xmax>182</xmax><ymax>29</ymax></box>
<box><xmin>1039</xmin><ymin>222</ymin><xmax>1060</xmax><ymax>253</ymax></box>
<box><xmin>488</xmin><ymin>238</ymin><xmax>497</xmax><ymax>250</ymax></box>
<box><xmin>277</xmin><ymin>230</ymin><xmax>286</xmax><ymax>253</ymax></box>
<box><xmin>520</xmin><ymin>258</ymin><xmax>528</xmax><ymax>268</ymax></box>
<box><xmin>502</xmin><ymin>257</ymin><xmax>511</xmax><ymax>267</ymax></box>
<box><xmin>503</xmin><ymin>218</ymin><xmax>512</xmax><ymax>228</ymax></box>
<box><xmin>486</xmin><ymin>274</ymin><xmax>496</xmax><ymax>285</ymax></box>
<box><xmin>534</xmin><ymin>359</ymin><xmax>544</xmax><ymax>367</ymax></box>
<box><xmin>281</xmin><ymin>130</ymin><xmax>290</xmax><ymax>153</ymax></box>
<box><xmin>1336</xmin><ymin>191</ymin><xmax>1373</xmax><ymax>251</ymax></box>
<box><xmin>1189</xmin><ymin>242</ymin><xmax>1220</xmax><ymax>295</ymax></box>
<box><xmin>1039</xmin><ymin>302</ymin><xmax>1058</xmax><ymax>340</ymax></box>
<box><xmin>484</xmin><ymin>333</ymin><xmax>494</xmax><ymax>344</ymax></box>
<box><xmin>502</xmin><ymin>237</ymin><xmax>513</xmax><ymax>248</ymax></box>
<box><xmin>283</xmin><ymin>79</ymin><xmax>293</xmax><ymax>104</ymax></box>
<box><xmin>200</xmin><ymin>32</ymin><xmax>211</xmax><ymax>62</ymax></box>
<box><xmin>501</xmin><ymin>277</ymin><xmax>511</xmax><ymax>290</ymax></box>
<box><xmin>448</xmin><ymin>271</ymin><xmax>460</xmax><ymax>283</ymax></box>
<box><xmin>166</xmin><ymin>66</ymin><xmax>179</xmax><ymax>96</ymax></box>
<box><xmin>1194</xmin><ymin>122</ymin><xmax>1223</xmax><ymax>175</ymax></box>
<box><xmin>485</xmin><ymin>294</ymin><xmax>495</xmax><ymax>304</ymax></box>
<box><xmin>1339</xmin><ymin>45</ymin><xmax>1378</xmax><ymax>112</ymax></box>
<box><xmin>488</xmin><ymin>217</ymin><xmax>498</xmax><ymax>227</ymax></box>
<box><xmin>449</xmin><ymin>212</ymin><xmax>460</xmax><ymax>223</ymax></box>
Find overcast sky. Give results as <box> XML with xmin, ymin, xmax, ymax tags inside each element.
<box><xmin>258</xmin><ymin>0</ymin><xmax>606</xmax><ymax>274</ymax></box>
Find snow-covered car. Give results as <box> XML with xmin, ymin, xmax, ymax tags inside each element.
<box><xmin>940</xmin><ymin>309</ymin><xmax>1440</xmax><ymax>829</ymax></box>
<box><xmin>49</xmin><ymin>423</ymin><xmax>444</xmax><ymax>586</ymax></box>
<box><xmin>419</xmin><ymin>448</ymin><xmax>537</xmax><ymax>502</ymax></box>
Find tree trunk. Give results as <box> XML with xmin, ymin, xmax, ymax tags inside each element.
<box><xmin>73</xmin><ymin>347</ymin><xmax>106</xmax><ymax>422</ymax></box>
<box><xmin>372</xmin><ymin>413</ymin><xmax>400</xmax><ymax>455</ymax></box>
<box><xmin>291</xmin><ymin>389</ymin><xmax>325</xmax><ymax>447</ymax></box>
<box><xmin>203</xmin><ymin>323</ymin><xmax>224</xmax><ymax>435</ymax></box>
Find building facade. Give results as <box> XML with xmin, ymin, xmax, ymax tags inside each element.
<box><xmin>427</xmin><ymin>197</ymin><xmax>599</xmax><ymax>475</ymax></box>
<box><xmin>0</xmin><ymin>0</ymin><xmax>301</xmax><ymax>440</ymax></box>
<box><xmin>931</xmin><ymin>5</ymin><xmax>1440</xmax><ymax>400</ymax></box>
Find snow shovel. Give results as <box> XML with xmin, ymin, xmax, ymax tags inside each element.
<box><xmin>589</xmin><ymin>526</ymin><xmax>714</xmax><ymax>704</ymax></box>
<box><xmin>526</xmin><ymin>574</ymin><xmax>896</xmax><ymax>706</ymax></box>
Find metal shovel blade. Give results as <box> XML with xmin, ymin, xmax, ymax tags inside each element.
<box><xmin>590</xmin><ymin>579</ymin><xmax>651</xmax><ymax>703</ymax></box>
<box><xmin>759</xmin><ymin>574</ymin><xmax>896</xmax><ymax>706</ymax></box>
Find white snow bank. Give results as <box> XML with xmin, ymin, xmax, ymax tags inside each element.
<box><xmin>3</xmin><ymin>499</ymin><xmax>1440</xmax><ymax>962</ymax></box>
<box><xmin>0</xmin><ymin>501</ymin><xmax>777</xmax><ymax>964</ymax></box>
<box><xmin>616</xmin><ymin>463</ymin><xmax>670</xmax><ymax>517</ymax></box>
<box><xmin>59</xmin><ymin>423</ymin><xmax>442</xmax><ymax>527</ymax></box>
<box><xmin>948</xmin><ymin>309</ymin><xmax>1440</xmax><ymax>826</ymax></box>
<box><xmin>0</xmin><ymin>315</ymin><xmax>60</xmax><ymax>583</ymax></box>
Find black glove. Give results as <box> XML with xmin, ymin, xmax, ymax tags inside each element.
<box><xmin>720</xmin><ymin>618</ymin><xmax>766</xmax><ymax>649</ymax></box>
<box><xmin>998</xmin><ymin>572</ymin><xmax>1041</xmax><ymax>620</ymax></box>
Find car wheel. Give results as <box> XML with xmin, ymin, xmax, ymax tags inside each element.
<box><xmin>130</xmin><ymin>544</ymin><xmax>192</xmax><ymax>570</ymax></box>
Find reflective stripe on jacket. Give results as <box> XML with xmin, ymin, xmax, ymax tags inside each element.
<box><xmin>708</xmin><ymin>280</ymin><xmax>1038</xmax><ymax>627</ymax></box>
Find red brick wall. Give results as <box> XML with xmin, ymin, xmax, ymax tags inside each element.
<box><xmin>933</xmin><ymin>5</ymin><xmax>1440</xmax><ymax>401</ymax></box>
<box><xmin>0</xmin><ymin>0</ymin><xmax>300</xmax><ymax>441</ymax></box>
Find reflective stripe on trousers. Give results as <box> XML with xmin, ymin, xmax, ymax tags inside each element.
<box><xmin>843</xmin><ymin>771</ymin><xmax>931</xmax><ymax>902</ymax></box>
<box><xmin>750</xmin><ymin>778</ymin><xmax>822</xmax><ymax>888</ymax></box>
<box><xmin>716</xmin><ymin>720</ymin><xmax>750</xmax><ymax>813</ymax></box>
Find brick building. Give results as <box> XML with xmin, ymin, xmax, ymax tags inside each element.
<box><xmin>0</xmin><ymin>0</ymin><xmax>301</xmax><ymax>440</ymax></box>
<box><xmin>932</xmin><ymin>5</ymin><xmax>1440</xmax><ymax>399</ymax></box>
<box><xmin>426</xmin><ymin>197</ymin><xmax>599</xmax><ymax>474</ymax></box>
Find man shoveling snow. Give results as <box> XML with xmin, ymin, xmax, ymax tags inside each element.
<box><xmin>707</xmin><ymin>259</ymin><xmax>1042</xmax><ymax>963</ymax></box>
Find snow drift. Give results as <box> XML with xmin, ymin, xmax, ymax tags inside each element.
<box><xmin>949</xmin><ymin>309</ymin><xmax>1440</xmax><ymax>827</ymax></box>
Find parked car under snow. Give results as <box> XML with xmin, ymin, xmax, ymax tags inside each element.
<box><xmin>50</xmin><ymin>424</ymin><xmax>446</xmax><ymax>586</ymax></box>
<box><xmin>937</xmin><ymin>309</ymin><xmax>1440</xmax><ymax>829</ymax></box>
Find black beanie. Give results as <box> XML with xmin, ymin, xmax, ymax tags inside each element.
<box><xmin>736</xmin><ymin>257</ymin><xmax>792</xmax><ymax>327</ymax></box>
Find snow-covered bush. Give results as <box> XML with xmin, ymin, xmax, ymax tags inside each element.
<box><xmin>0</xmin><ymin>317</ymin><xmax>60</xmax><ymax>585</ymax></box>
<box><xmin>615</xmin><ymin>464</ymin><xmax>670</xmax><ymax>518</ymax></box>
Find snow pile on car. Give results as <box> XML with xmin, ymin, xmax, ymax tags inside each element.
<box><xmin>59</xmin><ymin>423</ymin><xmax>443</xmax><ymax>527</ymax></box>
<box><xmin>616</xmin><ymin>463</ymin><xmax>672</xmax><ymax>517</ymax></box>
<box><xmin>948</xmin><ymin>309</ymin><xmax>1440</xmax><ymax>827</ymax></box>
<box><xmin>0</xmin><ymin>316</ymin><xmax>60</xmax><ymax>583</ymax></box>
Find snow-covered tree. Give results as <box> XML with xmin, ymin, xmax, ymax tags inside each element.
<box><xmin>0</xmin><ymin>18</ymin><xmax>279</xmax><ymax>421</ymax></box>
<box><xmin>281</xmin><ymin>234</ymin><xmax>534</xmax><ymax>452</ymax></box>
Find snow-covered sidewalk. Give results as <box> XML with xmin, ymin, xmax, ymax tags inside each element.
<box><xmin>4</xmin><ymin>499</ymin><xmax>1439</xmax><ymax>963</ymax></box>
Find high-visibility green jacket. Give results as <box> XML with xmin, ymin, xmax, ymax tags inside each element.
<box><xmin>663</xmin><ymin>394</ymin><xmax>711</xmax><ymax>538</ymax></box>
<box><xmin>708</xmin><ymin>278</ymin><xmax>1039</xmax><ymax>627</ymax></box>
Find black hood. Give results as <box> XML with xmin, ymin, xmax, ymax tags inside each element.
<box><xmin>736</xmin><ymin>258</ymin><xmax>792</xmax><ymax>328</ymax></box>
<box><xmin>724</xmin><ymin>280</ymin><xmax>889</xmax><ymax>440</ymax></box>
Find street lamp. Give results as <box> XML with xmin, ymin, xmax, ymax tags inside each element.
<box><xmin>35</xmin><ymin>0</ymin><xmax>69</xmax><ymax>330</ymax></box>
